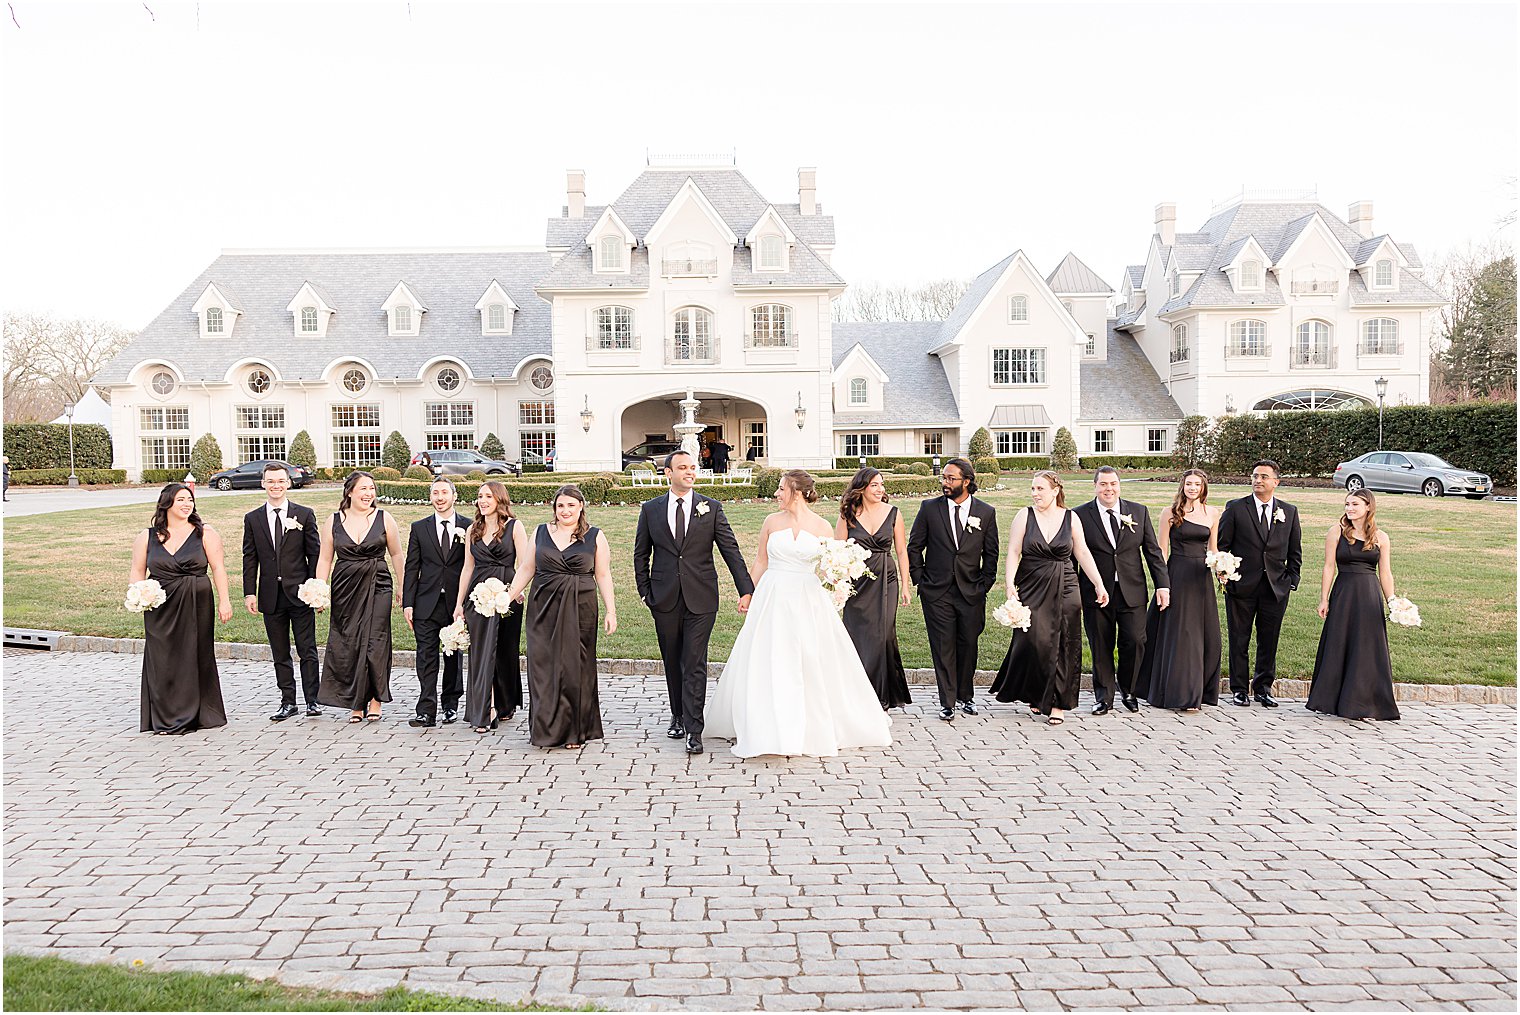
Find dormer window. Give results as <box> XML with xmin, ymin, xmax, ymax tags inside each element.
<box><xmin>393</xmin><ymin>306</ymin><xmax>412</xmax><ymax>333</ymax></box>
<box><xmin>300</xmin><ymin>307</ymin><xmax>318</xmax><ymax>333</ymax></box>
<box><xmin>287</xmin><ymin>281</ymin><xmax>335</xmax><ymax>338</ymax></box>
<box><xmin>1008</xmin><ymin>295</ymin><xmax>1029</xmax><ymax>323</ymax></box>
<box><xmin>1374</xmin><ymin>259</ymin><xmax>1394</xmax><ymax>288</ymax></box>
<box><xmin>382</xmin><ymin>281</ymin><xmax>425</xmax><ymax>336</ymax></box>
<box><xmin>206</xmin><ymin>307</ymin><xmax>224</xmax><ymax>334</ymax></box>
<box><xmin>1241</xmin><ymin>260</ymin><xmax>1262</xmax><ymax>289</ymax></box>
<box><xmin>193</xmin><ymin>282</ymin><xmax>241</xmax><ymax>338</ymax></box>
<box><xmin>759</xmin><ymin>235</ymin><xmax>785</xmax><ymax>270</ymax></box>
<box><xmin>598</xmin><ymin>235</ymin><xmax>626</xmax><ymax>272</ymax></box>
<box><xmin>1170</xmin><ymin>272</ymin><xmax>1181</xmax><ymax>297</ymax></box>
<box><xmin>849</xmin><ymin>377</ymin><xmax>868</xmax><ymax>405</ymax></box>
<box><xmin>475</xmin><ymin>280</ymin><xmax>519</xmax><ymax>336</ymax></box>
<box><xmin>487</xmin><ymin>304</ymin><xmax>506</xmax><ymax>331</ymax></box>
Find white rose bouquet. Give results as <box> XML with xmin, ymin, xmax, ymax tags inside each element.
<box><xmin>297</xmin><ymin>578</ymin><xmax>331</xmax><ymax>610</ymax></box>
<box><xmin>469</xmin><ymin>577</ymin><xmax>515</xmax><ymax>618</ymax></box>
<box><xmin>1387</xmin><ymin>596</ymin><xmax>1422</xmax><ymax>628</ymax></box>
<box><xmin>439</xmin><ymin>617</ymin><xmax>470</xmax><ymax>656</ymax></box>
<box><xmin>124</xmin><ymin>578</ymin><xmax>167</xmax><ymax>613</ymax></box>
<box><xmin>812</xmin><ymin>538</ymin><xmax>874</xmax><ymax>612</ymax></box>
<box><xmin>1205</xmin><ymin>550</ymin><xmax>1242</xmax><ymax>584</ymax></box>
<box><xmin>993</xmin><ymin>592</ymin><xmax>1032</xmax><ymax>631</ymax></box>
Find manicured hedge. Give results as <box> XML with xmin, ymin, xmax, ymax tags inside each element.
<box><xmin>7</xmin><ymin>468</ymin><xmax>126</xmax><ymax>485</ymax></box>
<box><xmin>2</xmin><ymin>423</ymin><xmax>113</xmax><ymax>470</ymax></box>
<box><xmin>1081</xmin><ymin>454</ymin><xmax>1176</xmax><ymax>471</ymax></box>
<box><xmin>141</xmin><ymin>469</ymin><xmax>192</xmax><ymax>484</ymax></box>
<box><xmin>375</xmin><ymin>474</ymin><xmax>944</xmax><ymax>507</ymax></box>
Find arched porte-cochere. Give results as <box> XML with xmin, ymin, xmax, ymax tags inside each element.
<box><xmin>618</xmin><ymin>391</ymin><xmax>770</xmax><ymax>468</ymax></box>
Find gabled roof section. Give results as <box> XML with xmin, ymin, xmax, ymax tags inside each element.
<box><xmin>831</xmin><ymin>322</ymin><xmax>960</xmax><ymax>426</ymax></box>
<box><xmin>191</xmin><ymin>281</ymin><xmax>243</xmax><ymax>315</ymax></box>
<box><xmin>381</xmin><ymin>280</ymin><xmax>427</xmax><ymax>312</ymax></box>
<box><xmin>1046</xmin><ymin>253</ymin><xmax>1113</xmax><ymax>295</ymax></box>
<box><xmin>1353</xmin><ymin>235</ymin><xmax>1410</xmax><ymax>269</ymax></box>
<box><xmin>474</xmin><ymin>279</ymin><xmax>521</xmax><ymax>313</ymax></box>
<box><xmin>1124</xmin><ymin>265</ymin><xmax>1145</xmax><ymax>290</ymax></box>
<box><xmin>1221</xmin><ymin>235</ymin><xmax>1271</xmax><ymax>270</ymax></box>
<box><xmin>832</xmin><ymin>342</ymin><xmax>890</xmax><ymax>384</ymax></box>
<box><xmin>534</xmin><ymin>246</ymin><xmax>652</xmax><ymax>292</ymax></box>
<box><xmin>1347</xmin><ymin>269</ymin><xmax>1446</xmax><ymax>306</ymax></box>
<box><xmin>731</xmin><ymin>243</ymin><xmax>844</xmax><ymax>289</ymax></box>
<box><xmin>1272</xmin><ymin>212</ymin><xmax>1355</xmax><ymax>269</ymax></box>
<box><xmin>744</xmin><ymin>206</ymin><xmax>798</xmax><ymax>247</ymax></box>
<box><xmin>1081</xmin><ymin>322</ymin><xmax>1183</xmax><ymax>421</ymax></box>
<box><xmin>643</xmin><ymin>177</ymin><xmax>739</xmax><ymax>246</ymax></box>
<box><xmin>935</xmin><ymin>250</ymin><xmax>1086</xmax><ymax>352</ymax></box>
<box><xmin>286</xmin><ymin>280</ymin><xmax>336</xmax><ymax>314</ymax></box>
<box><xmin>587</xmin><ymin>206</ymin><xmax>636</xmax><ymax>247</ymax></box>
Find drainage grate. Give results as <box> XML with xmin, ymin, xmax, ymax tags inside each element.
<box><xmin>3</xmin><ymin>629</ymin><xmax>65</xmax><ymax>650</ymax></box>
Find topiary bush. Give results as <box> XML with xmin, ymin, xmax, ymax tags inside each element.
<box><xmin>288</xmin><ymin>430</ymin><xmax>317</xmax><ymax>471</ymax></box>
<box><xmin>968</xmin><ymin>427</ymin><xmax>995</xmax><ymax>460</ymax></box>
<box><xmin>754</xmin><ymin>467</ymin><xmax>785</xmax><ymax>498</ymax></box>
<box><xmin>907</xmin><ymin>461</ymin><xmax>932</xmax><ymax>476</ymax></box>
<box><xmin>403</xmin><ymin>465</ymin><xmax>432</xmax><ymax>482</ymax></box>
<box><xmin>972</xmin><ymin>456</ymin><xmax>1001</xmax><ymax>482</ymax></box>
<box><xmin>371</xmin><ymin>466</ymin><xmax>402</xmax><ymax>481</ymax></box>
<box><xmin>141</xmin><ymin>469</ymin><xmax>186</xmax><ymax>484</ymax></box>
<box><xmin>480</xmin><ymin>433</ymin><xmax>506</xmax><ymax>460</ymax></box>
<box><xmin>189</xmin><ymin>434</ymin><xmax>223</xmax><ymax>484</ymax></box>
<box><xmin>381</xmin><ymin>431</ymin><xmax>411</xmax><ymax>473</ymax></box>
<box><xmin>464</xmin><ymin>470</ymin><xmax>488</xmax><ymax>481</ymax></box>
<box><xmin>1050</xmin><ymin>427</ymin><xmax>1079</xmax><ymax>470</ymax></box>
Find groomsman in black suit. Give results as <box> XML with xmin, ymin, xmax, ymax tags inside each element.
<box><xmin>1217</xmin><ymin>459</ymin><xmax>1302</xmax><ymax>707</ymax></box>
<box><xmin>242</xmin><ymin>462</ymin><xmax>322</xmax><ymax>721</ymax></box>
<box><xmin>402</xmin><ymin>477</ymin><xmax>472</xmax><ymax>727</ymax></box>
<box><xmin>1073</xmin><ymin>466</ymin><xmax>1170</xmax><ymax>715</ymax></box>
<box><xmin>907</xmin><ymin>457</ymin><xmax>1000</xmax><ymax>721</ymax></box>
<box><xmin>633</xmin><ymin>449</ymin><xmax>754</xmax><ymax>755</ymax></box>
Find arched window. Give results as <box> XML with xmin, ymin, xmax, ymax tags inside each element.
<box><xmin>205</xmin><ymin>307</ymin><xmax>224</xmax><ymax>333</ymax></box>
<box><xmin>598</xmin><ymin>235</ymin><xmax>624</xmax><ymax>271</ymax></box>
<box><xmin>1361</xmin><ymin>318</ymin><xmax>1400</xmax><ymax>355</ymax></box>
<box><xmin>436</xmin><ymin>367</ymin><xmax>461</xmax><ymax>392</ymax></box>
<box><xmin>342</xmin><ymin>367</ymin><xmax>368</xmax><ymax>394</ymax></box>
<box><xmin>487</xmin><ymin>304</ymin><xmax>506</xmax><ymax>331</ymax></box>
<box><xmin>664</xmin><ymin>241</ymin><xmax>716</xmax><ymax>276</ymax></box>
<box><xmin>1375</xmin><ymin>259</ymin><xmax>1394</xmax><ymax>288</ymax></box>
<box><xmin>759</xmin><ymin>235</ymin><xmax>784</xmax><ymax>270</ymax></box>
<box><xmin>1253</xmin><ymin>389</ymin><xmax>1372</xmax><ymax>412</ymax></box>
<box><xmin>749</xmin><ymin>304</ymin><xmax>793</xmax><ymax>347</ymax></box>
<box><xmin>393</xmin><ymin>306</ymin><xmax>413</xmax><ymax>333</ymax></box>
<box><xmin>150</xmin><ymin>370</ymin><xmax>176</xmax><ymax>396</ymax></box>
<box><xmin>1008</xmin><ymin>295</ymin><xmax>1028</xmax><ymax>323</ymax></box>
<box><xmin>1293</xmin><ymin>320</ymin><xmax>1332</xmax><ymax>368</ymax></box>
<box><xmin>300</xmin><ymin>307</ymin><xmax>318</xmax><ymax>333</ymax></box>
<box><xmin>1170</xmin><ymin>323</ymin><xmax>1189</xmax><ymax>363</ymax></box>
<box><xmin>671</xmin><ymin>307</ymin><xmax>714</xmax><ymax>361</ymax></box>
<box><xmin>849</xmin><ymin>377</ymin><xmax>868</xmax><ymax>405</ymax></box>
<box><xmin>530</xmin><ymin>365</ymin><xmax>554</xmax><ymax>391</ymax></box>
<box><xmin>1240</xmin><ymin>260</ymin><xmax>1262</xmax><ymax>289</ymax></box>
<box><xmin>247</xmin><ymin>369</ymin><xmax>271</xmax><ymax>395</ymax></box>
<box><xmin>594</xmin><ymin>306</ymin><xmax>634</xmax><ymax>350</ymax></box>
<box><xmin>1228</xmin><ymin>319</ymin><xmax>1267</xmax><ymax>358</ymax></box>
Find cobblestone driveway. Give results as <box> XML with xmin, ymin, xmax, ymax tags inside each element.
<box><xmin>4</xmin><ymin>651</ymin><xmax>1515</xmax><ymax>1010</ymax></box>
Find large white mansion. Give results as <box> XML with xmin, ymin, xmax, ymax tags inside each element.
<box><xmin>96</xmin><ymin>163</ymin><xmax>1445</xmax><ymax>478</ymax></box>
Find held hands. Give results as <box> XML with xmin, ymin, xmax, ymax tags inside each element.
<box><xmin>403</xmin><ymin>607</ymin><xmax>414</xmax><ymax>630</ymax></box>
<box><xmin>244</xmin><ymin>595</ymin><xmax>259</xmax><ymax>616</ymax></box>
<box><xmin>1155</xmin><ymin>588</ymin><xmax>1171</xmax><ymax>611</ymax></box>
<box><xmin>736</xmin><ymin>593</ymin><xmax>752</xmax><ymax>614</ymax></box>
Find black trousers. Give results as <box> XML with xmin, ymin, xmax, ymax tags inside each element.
<box><xmin>265</xmin><ymin>584</ymin><xmax>320</xmax><ymax>706</ymax></box>
<box><xmin>653</xmin><ymin>593</ymin><xmax>717</xmax><ymax>736</ymax></box>
<box><xmin>1225</xmin><ymin>587</ymin><xmax>1289</xmax><ymax>695</ymax></box>
<box><xmin>1083</xmin><ymin>584</ymin><xmax>1148</xmax><ymax>705</ymax></box>
<box><xmin>413</xmin><ymin>598</ymin><xmax>463</xmax><ymax>719</ymax></box>
<box><xmin>921</xmin><ymin>587</ymin><xmax>985</xmax><ymax>709</ymax></box>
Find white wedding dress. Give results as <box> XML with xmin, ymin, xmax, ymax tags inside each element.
<box><xmin>704</xmin><ymin>528</ymin><xmax>893</xmax><ymax>758</ymax></box>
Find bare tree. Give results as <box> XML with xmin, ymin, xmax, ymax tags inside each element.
<box><xmin>3</xmin><ymin>313</ymin><xmax>135</xmax><ymax>422</ymax></box>
<box><xmin>832</xmin><ymin>279</ymin><xmax>971</xmax><ymax>322</ymax></box>
<box><xmin>1426</xmin><ymin>241</ymin><xmax>1517</xmax><ymax>403</ymax></box>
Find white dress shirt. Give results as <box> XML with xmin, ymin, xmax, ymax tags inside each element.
<box><xmin>1252</xmin><ymin>495</ymin><xmax>1275</xmax><ymax>530</ymax></box>
<box><xmin>434</xmin><ymin>512</ymin><xmax>457</xmax><ymax>551</ymax></box>
<box><xmin>947</xmin><ymin>496</ymin><xmax>971</xmax><ymax>547</ymax></box>
<box><xmin>266</xmin><ymin>502</ymin><xmax>288</xmax><ymax>545</ymax></box>
<box><xmin>1094</xmin><ymin>499</ymin><xmax>1121</xmax><ymax>549</ymax></box>
<box><xmin>667</xmin><ymin>493</ymin><xmax>693</xmax><ymax>539</ymax></box>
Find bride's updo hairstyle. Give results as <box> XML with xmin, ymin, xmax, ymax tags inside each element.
<box><xmin>781</xmin><ymin>469</ymin><xmax>819</xmax><ymax>504</ymax></box>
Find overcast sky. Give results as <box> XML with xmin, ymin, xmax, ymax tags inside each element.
<box><xmin>2</xmin><ymin>0</ymin><xmax>1515</xmax><ymax>329</ymax></box>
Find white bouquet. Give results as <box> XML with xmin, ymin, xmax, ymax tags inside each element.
<box><xmin>469</xmin><ymin>577</ymin><xmax>515</xmax><ymax>618</ymax></box>
<box><xmin>1205</xmin><ymin>550</ymin><xmax>1242</xmax><ymax>584</ymax></box>
<box><xmin>297</xmin><ymin>578</ymin><xmax>331</xmax><ymax>610</ymax></box>
<box><xmin>124</xmin><ymin>579</ymin><xmax>167</xmax><ymax>613</ymax></box>
<box><xmin>439</xmin><ymin>617</ymin><xmax>470</xmax><ymax>656</ymax></box>
<box><xmin>812</xmin><ymin>537</ymin><xmax>874</xmax><ymax>612</ymax></box>
<box><xmin>993</xmin><ymin>592</ymin><xmax>1032</xmax><ymax>631</ymax></box>
<box><xmin>1387</xmin><ymin>596</ymin><xmax>1423</xmax><ymax>628</ymax></box>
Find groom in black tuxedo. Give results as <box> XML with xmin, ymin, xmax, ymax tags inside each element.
<box><xmin>242</xmin><ymin>462</ymin><xmax>322</xmax><ymax>721</ymax></box>
<box><xmin>633</xmin><ymin>449</ymin><xmax>754</xmax><ymax>755</ymax></box>
<box><xmin>402</xmin><ymin>477</ymin><xmax>472</xmax><ymax>727</ymax></box>
<box><xmin>907</xmin><ymin>457</ymin><xmax>999</xmax><ymax>721</ymax></box>
<box><xmin>1074</xmin><ymin>466</ymin><xmax>1169</xmax><ymax>715</ymax></box>
<box><xmin>1217</xmin><ymin>459</ymin><xmax>1302</xmax><ymax>707</ymax></box>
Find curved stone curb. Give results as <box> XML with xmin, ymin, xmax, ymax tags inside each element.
<box><xmin>52</xmin><ymin>634</ymin><xmax>1517</xmax><ymax>704</ymax></box>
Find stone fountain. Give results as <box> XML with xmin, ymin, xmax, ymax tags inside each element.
<box><xmin>674</xmin><ymin>389</ymin><xmax>704</xmax><ymax>458</ymax></box>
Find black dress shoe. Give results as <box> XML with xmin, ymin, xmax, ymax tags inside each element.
<box><xmin>1255</xmin><ymin>692</ymin><xmax>1280</xmax><ymax>708</ymax></box>
<box><xmin>1232</xmin><ymin>691</ymin><xmax>1251</xmax><ymax>707</ymax></box>
<box><xmin>1091</xmin><ymin>701</ymin><xmax>1112</xmax><ymax>716</ymax></box>
<box><xmin>938</xmin><ymin>707</ymin><xmax>955</xmax><ymax>721</ymax></box>
<box><xmin>1122</xmin><ymin>695</ymin><xmax>1140</xmax><ymax>713</ymax></box>
<box><xmin>685</xmin><ymin>733</ymin><xmax>703</xmax><ymax>755</ymax></box>
<box><xmin>958</xmin><ymin>700</ymin><xmax>977</xmax><ymax>716</ymax></box>
<box><xmin>305</xmin><ymin>705</ymin><xmax>322</xmax><ymax>717</ymax></box>
<box><xmin>665</xmin><ymin>718</ymin><xmax>685</xmax><ymax>739</ymax></box>
<box><xmin>441</xmin><ymin>709</ymin><xmax>459</xmax><ymax>724</ymax></box>
<box><xmin>270</xmin><ymin>704</ymin><xmax>298</xmax><ymax>722</ymax></box>
<box><xmin>408</xmin><ymin>715</ymin><xmax>436</xmax><ymax>728</ymax></box>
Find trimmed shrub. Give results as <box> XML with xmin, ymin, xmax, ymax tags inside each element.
<box><xmin>995</xmin><ymin>455</ymin><xmax>1050</xmax><ymax>471</ymax></box>
<box><xmin>754</xmin><ymin>467</ymin><xmax>785</xmax><ymax>499</ymax></box>
<box><xmin>972</xmin><ymin>456</ymin><xmax>1001</xmax><ymax>481</ymax></box>
<box><xmin>907</xmin><ymin>462</ymin><xmax>932</xmax><ymax>476</ymax></box>
<box><xmin>371</xmin><ymin>466</ymin><xmax>402</xmax><ymax>481</ymax></box>
<box><xmin>141</xmin><ymin>469</ymin><xmax>187</xmax><ymax>484</ymax></box>
<box><xmin>1082</xmin><ymin>454</ymin><xmax>1176</xmax><ymax>472</ymax></box>
<box><xmin>577</xmin><ymin>473</ymin><xmax>615</xmax><ymax>504</ymax></box>
<box><xmin>288</xmin><ymin>430</ymin><xmax>317</xmax><ymax>471</ymax></box>
<box><xmin>189</xmin><ymin>434</ymin><xmax>223</xmax><ymax>484</ymax></box>
<box><xmin>403</xmin><ymin>465</ymin><xmax>432</xmax><ymax>482</ymax></box>
<box><xmin>1050</xmin><ymin>427</ymin><xmax>1079</xmax><ymax>470</ymax></box>
<box><xmin>381</xmin><ymin>431</ymin><xmax>411</xmax><ymax>472</ymax></box>
<box><xmin>465</xmin><ymin>470</ymin><xmax>488</xmax><ymax>481</ymax></box>
<box><xmin>523</xmin><ymin>463</ymin><xmax>550</xmax><ymax>473</ymax></box>
<box><xmin>968</xmin><ymin>427</ymin><xmax>995</xmax><ymax>460</ymax></box>
<box><xmin>8</xmin><ymin>468</ymin><xmax>126</xmax><ymax>485</ymax></box>
<box><xmin>1171</xmin><ymin>415</ymin><xmax>1216</xmax><ymax>470</ymax></box>
<box><xmin>480</xmin><ymin>433</ymin><xmax>506</xmax><ymax>460</ymax></box>
<box><xmin>2</xmin><ymin>422</ymin><xmax>114</xmax><ymax>470</ymax></box>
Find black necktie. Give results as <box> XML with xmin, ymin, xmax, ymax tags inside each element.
<box><xmin>674</xmin><ymin>498</ymin><xmax>686</xmax><ymax>544</ymax></box>
<box><xmin>1259</xmin><ymin>503</ymin><xmax>1269</xmax><ymax>534</ymax></box>
<box><xmin>1107</xmin><ymin>509</ymin><xmax>1121</xmax><ymax>546</ymax></box>
<box><xmin>440</xmin><ymin>520</ymin><xmax>451</xmax><ymax>556</ymax></box>
<box><xmin>952</xmin><ymin>504</ymin><xmax>965</xmax><ymax>547</ymax></box>
<box><xmin>272</xmin><ymin>506</ymin><xmax>282</xmax><ymax>545</ymax></box>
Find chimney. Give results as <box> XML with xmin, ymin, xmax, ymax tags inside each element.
<box><xmin>567</xmin><ymin>170</ymin><xmax>585</xmax><ymax>219</ymax></box>
<box><xmin>1348</xmin><ymin>200</ymin><xmax>1374</xmax><ymax>239</ymax></box>
<box><xmin>798</xmin><ymin>167</ymin><xmax>817</xmax><ymax>216</ymax></box>
<box><xmin>1154</xmin><ymin>202</ymin><xmax>1176</xmax><ymax>246</ymax></box>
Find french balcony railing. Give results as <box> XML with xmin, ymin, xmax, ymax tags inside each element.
<box><xmin>1357</xmin><ymin>340</ymin><xmax>1405</xmax><ymax>356</ymax></box>
<box><xmin>1289</xmin><ymin>346</ymin><xmax>1339</xmax><ymax>369</ymax></box>
<box><xmin>743</xmin><ymin>331</ymin><xmax>799</xmax><ymax>349</ymax></box>
<box><xmin>665</xmin><ymin>337</ymin><xmax>719</xmax><ymax>366</ymax></box>
<box><xmin>585</xmin><ymin>334</ymin><xmax>641</xmax><ymax>352</ymax></box>
<box><xmin>1169</xmin><ymin>346</ymin><xmax>1190</xmax><ymax>364</ymax></box>
<box><xmin>661</xmin><ymin>258</ymin><xmax>719</xmax><ymax>277</ymax></box>
<box><xmin>1225</xmin><ymin>343</ymin><xmax>1272</xmax><ymax>359</ymax></box>
<box><xmin>1291</xmin><ymin>279</ymin><xmax>1340</xmax><ymax>295</ymax></box>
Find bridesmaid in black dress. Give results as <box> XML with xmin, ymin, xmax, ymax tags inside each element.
<box><xmin>1308</xmin><ymin>489</ymin><xmax>1400</xmax><ymax>721</ymax></box>
<box><xmin>130</xmin><ymin>483</ymin><xmax>233</xmax><ymax>733</ymax></box>
<box><xmin>315</xmin><ymin>472</ymin><xmax>405</xmax><ymax>723</ymax></box>
<box><xmin>454</xmin><ymin>480</ymin><xmax>530</xmax><ymax>733</ymax></box>
<box><xmin>836</xmin><ymin>468</ymin><xmax>912</xmax><ymax>709</ymax></box>
<box><xmin>1134</xmin><ymin>469</ymin><xmax>1223</xmax><ymax>711</ymax></box>
<box><xmin>507</xmin><ymin>485</ymin><xmax>619</xmax><ymax>749</ymax></box>
<box><xmin>991</xmin><ymin>471</ymin><xmax>1110</xmax><ymax>725</ymax></box>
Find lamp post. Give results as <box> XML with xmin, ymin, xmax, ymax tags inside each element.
<box><xmin>64</xmin><ymin>400</ymin><xmax>78</xmax><ymax>487</ymax></box>
<box><xmin>1375</xmin><ymin>376</ymin><xmax>1389</xmax><ymax>450</ymax></box>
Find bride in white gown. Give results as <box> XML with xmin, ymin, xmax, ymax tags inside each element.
<box><xmin>705</xmin><ymin>470</ymin><xmax>893</xmax><ymax>758</ymax></box>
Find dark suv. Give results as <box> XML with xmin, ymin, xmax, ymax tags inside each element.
<box><xmin>621</xmin><ymin>440</ymin><xmax>683</xmax><ymax>469</ymax></box>
<box><xmin>419</xmin><ymin>449</ymin><xmax>520</xmax><ymax>477</ymax></box>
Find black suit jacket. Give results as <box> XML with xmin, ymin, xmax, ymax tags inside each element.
<box><xmin>242</xmin><ymin>501</ymin><xmax>321</xmax><ymax>612</ymax></box>
<box><xmin>906</xmin><ymin>495</ymin><xmax>999</xmax><ymax>602</ymax></box>
<box><xmin>1217</xmin><ymin>496</ymin><xmax>1303</xmax><ymax>600</ymax></box>
<box><xmin>402</xmin><ymin>514</ymin><xmax>472</xmax><ymax>618</ymax></box>
<box><xmin>1073</xmin><ymin>499</ymin><xmax>1169</xmax><ymax>608</ymax></box>
<box><xmin>633</xmin><ymin>492</ymin><xmax>754</xmax><ymax>614</ymax></box>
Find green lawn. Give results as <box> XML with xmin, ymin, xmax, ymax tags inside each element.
<box><xmin>1</xmin><ymin>954</ymin><xmax>579</xmax><ymax>1011</ymax></box>
<box><xmin>2</xmin><ymin>477</ymin><xmax>1513</xmax><ymax>685</ymax></box>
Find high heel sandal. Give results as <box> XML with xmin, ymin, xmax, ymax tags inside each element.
<box><xmin>348</xmin><ymin>712</ymin><xmax>364</xmax><ymax>724</ymax></box>
<box><xmin>364</xmin><ymin>708</ymin><xmax>382</xmax><ymax>722</ymax></box>
<box><xmin>476</xmin><ymin>708</ymin><xmax>499</xmax><ymax>734</ymax></box>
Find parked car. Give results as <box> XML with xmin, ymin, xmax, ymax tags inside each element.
<box><xmin>622</xmin><ymin>439</ymin><xmax>683</xmax><ymax>470</ymax></box>
<box><xmin>208</xmin><ymin>460</ymin><xmax>313</xmax><ymax>491</ymax></box>
<box><xmin>423</xmin><ymin>449</ymin><xmax>521</xmax><ymax>477</ymax></box>
<box><xmin>1334</xmin><ymin>451</ymin><xmax>1492</xmax><ymax>499</ymax></box>
<box><xmin>521</xmin><ymin>448</ymin><xmax>555</xmax><ymax>472</ymax></box>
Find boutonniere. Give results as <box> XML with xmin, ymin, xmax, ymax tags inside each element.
<box><xmin>1273</xmin><ymin>507</ymin><xmax>1286</xmax><ymax>523</ymax></box>
<box><xmin>1118</xmin><ymin>513</ymin><xmax>1136</xmax><ymax>531</ymax></box>
<box><xmin>280</xmin><ymin>515</ymin><xmax>303</xmax><ymax>532</ymax></box>
<box><xmin>965</xmin><ymin>515</ymin><xmax>981</xmax><ymax>531</ymax></box>
<box><xmin>695</xmin><ymin>502</ymin><xmax>710</xmax><ymax>516</ymax></box>
<box><xmin>452</xmin><ymin>527</ymin><xmax>467</xmax><ymax>543</ymax></box>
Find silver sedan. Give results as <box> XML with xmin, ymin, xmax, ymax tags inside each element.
<box><xmin>1334</xmin><ymin>451</ymin><xmax>1492</xmax><ymax>499</ymax></box>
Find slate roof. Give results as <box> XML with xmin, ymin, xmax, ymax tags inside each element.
<box><xmin>94</xmin><ymin>251</ymin><xmax>553</xmax><ymax>384</ymax></box>
<box><xmin>1080</xmin><ymin>323</ymin><xmax>1183</xmax><ymax>421</ymax></box>
<box><xmin>1045</xmin><ymin>253</ymin><xmax>1113</xmax><ymax>294</ymax></box>
<box><xmin>731</xmin><ymin>244</ymin><xmax>845</xmax><ymax>288</ymax></box>
<box><xmin>936</xmin><ymin>252</ymin><xmax>1017</xmax><ymax>346</ymax></box>
<box><xmin>1346</xmin><ymin>269</ymin><xmax>1445</xmax><ymax>306</ymax></box>
<box><xmin>831</xmin><ymin>322</ymin><xmax>960</xmax><ymax>426</ymax></box>
<box><xmin>1125</xmin><ymin>265</ymin><xmax>1145</xmax><ymax>290</ymax></box>
<box><xmin>536</xmin><ymin>246</ymin><xmax>652</xmax><ymax>290</ymax></box>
